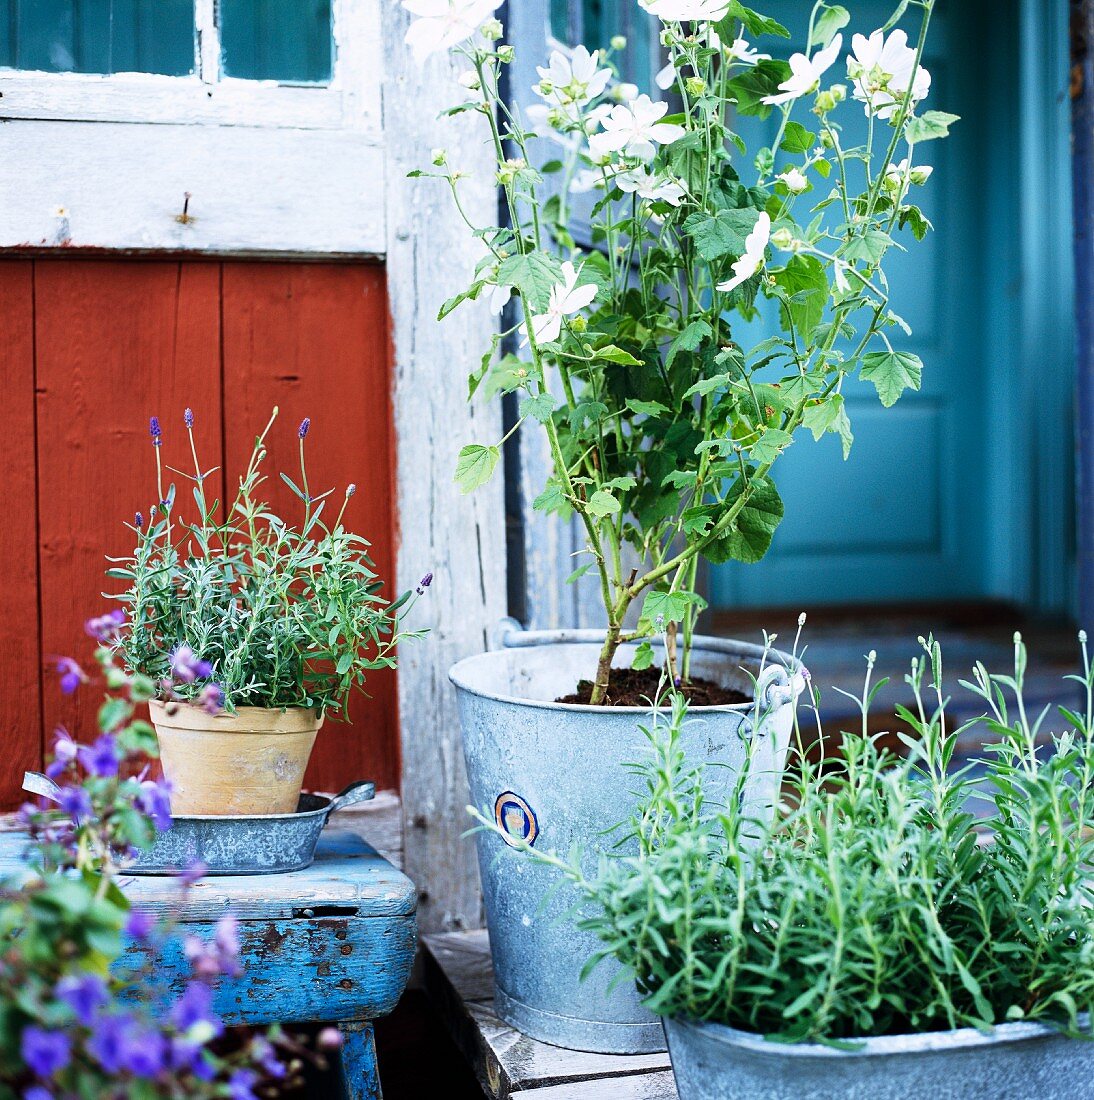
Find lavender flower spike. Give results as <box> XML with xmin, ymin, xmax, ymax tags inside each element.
<box><xmin>298</xmin><ymin>417</ymin><xmax>311</xmax><ymax>439</ymax></box>
<box><xmin>135</xmin><ymin>510</ymin><xmax>144</xmax><ymax>529</ymax></box>
<box><xmin>416</xmin><ymin>570</ymin><xmax>434</xmax><ymax>595</ymax></box>
<box><xmin>149</xmin><ymin>416</ymin><xmax>162</xmax><ymax>446</ymax></box>
<box><xmin>169</xmin><ymin>645</ymin><xmax>213</xmax><ymax>684</ymax></box>
<box><xmin>184</xmin><ymin>407</ymin><xmax>194</xmax><ymax>428</ymax></box>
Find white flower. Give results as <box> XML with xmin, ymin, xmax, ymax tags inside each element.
<box><xmin>458</xmin><ymin>70</ymin><xmax>480</xmax><ymax>89</ymax></box>
<box><xmin>778</xmin><ymin>167</ymin><xmax>809</xmax><ymax>193</ymax></box>
<box><xmin>655</xmin><ymin>60</ymin><xmax>677</xmax><ymax>91</ymax></box>
<box><xmin>490</xmin><ymin>283</ymin><xmax>513</xmax><ymax>314</ymax></box>
<box><xmin>614</xmin><ymin>165</ymin><xmax>686</xmax><ymax>206</ymax></box>
<box><xmin>569</xmin><ymin>168</ymin><xmax>604</xmax><ymax>194</ymax></box>
<box><xmin>640</xmin><ymin>0</ymin><xmax>731</xmax><ymax>20</ymax></box>
<box><xmin>403</xmin><ymin>0</ymin><xmax>503</xmax><ymax>62</ymax></box>
<box><xmin>535</xmin><ymin>45</ymin><xmax>612</xmax><ymax>113</ymax></box>
<box><xmin>613</xmin><ymin>82</ymin><xmax>640</xmax><ymax>103</ymax></box>
<box><xmin>884</xmin><ymin>157</ymin><xmax>933</xmax><ymax>188</ymax></box>
<box><xmin>526</xmin><ymin>262</ymin><xmax>598</xmax><ymax>344</ymax></box>
<box><xmin>847</xmin><ymin>29</ymin><xmax>930</xmax><ymax>118</ymax></box>
<box><xmin>762</xmin><ymin>35</ymin><xmax>843</xmax><ymax>105</ymax></box>
<box><xmin>833</xmin><ymin>261</ymin><xmax>851</xmax><ymax>294</ymax></box>
<box><xmin>587</xmin><ymin>94</ymin><xmax>686</xmax><ymax>162</ymax></box>
<box><xmin>726</xmin><ymin>37</ymin><xmax>768</xmax><ymax>64</ymax></box>
<box><xmin>715</xmin><ymin>212</ymin><xmax>771</xmax><ymax>293</ymax></box>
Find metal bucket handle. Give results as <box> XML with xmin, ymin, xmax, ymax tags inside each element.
<box><xmin>23</xmin><ymin>771</ymin><xmax>61</xmax><ymax>804</ymax></box>
<box><xmin>323</xmin><ymin>780</ymin><xmax>376</xmax><ymax>820</ymax></box>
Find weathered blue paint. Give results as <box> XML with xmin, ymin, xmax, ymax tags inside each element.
<box><xmin>0</xmin><ymin>828</ymin><xmax>417</xmax><ymax>1098</ymax></box>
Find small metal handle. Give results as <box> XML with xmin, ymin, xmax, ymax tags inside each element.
<box><xmin>326</xmin><ymin>780</ymin><xmax>376</xmax><ymax>816</ymax></box>
<box><xmin>23</xmin><ymin>771</ymin><xmax>62</xmax><ymax>804</ymax></box>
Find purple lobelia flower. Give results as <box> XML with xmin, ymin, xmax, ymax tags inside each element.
<box><xmin>85</xmin><ymin>609</ymin><xmax>127</xmax><ymax>642</ymax></box>
<box><xmin>178</xmin><ymin>861</ymin><xmax>208</xmax><ymax>888</ymax></box>
<box><xmin>228</xmin><ymin>1068</ymin><xmax>260</xmax><ymax>1100</ymax></box>
<box><xmin>24</xmin><ymin>1087</ymin><xmax>52</xmax><ymax>1100</ymax></box>
<box><xmin>298</xmin><ymin>417</ymin><xmax>311</xmax><ymax>439</ymax></box>
<box><xmin>169</xmin><ymin>645</ymin><xmax>213</xmax><ymax>684</ymax></box>
<box><xmin>184</xmin><ymin>913</ymin><xmax>241</xmax><ymax>978</ymax></box>
<box><xmin>120</xmin><ymin>1028</ymin><xmax>167</xmax><ymax>1077</ymax></box>
<box><xmin>78</xmin><ymin>733</ymin><xmax>120</xmax><ymax>778</ymax></box>
<box><xmin>56</xmin><ymin>973</ymin><xmax>108</xmax><ymax>1026</ymax></box>
<box><xmin>197</xmin><ymin>683</ymin><xmax>225</xmax><ymax>715</ymax></box>
<box><xmin>46</xmin><ymin>729</ymin><xmax>79</xmax><ymax>778</ymax></box>
<box><xmin>86</xmin><ymin>1013</ymin><xmax>131</xmax><ymax>1074</ymax></box>
<box><xmin>317</xmin><ymin>1026</ymin><xmax>343</xmax><ymax>1050</ymax></box>
<box><xmin>56</xmin><ymin>657</ymin><xmax>85</xmax><ymax>695</ymax></box>
<box><xmin>136</xmin><ymin>778</ymin><xmax>172</xmax><ymax>831</ymax></box>
<box><xmin>184</xmin><ymin>407</ymin><xmax>194</xmax><ymax>428</ymax></box>
<box><xmin>57</xmin><ymin>785</ymin><xmax>92</xmax><ymax>822</ymax></box>
<box><xmin>124</xmin><ymin>908</ymin><xmax>156</xmax><ymax>940</ymax></box>
<box><xmin>21</xmin><ymin>1025</ymin><xmax>70</xmax><ymax>1077</ymax></box>
<box><xmin>149</xmin><ymin>416</ymin><xmax>162</xmax><ymax>446</ymax></box>
<box><xmin>251</xmin><ymin>1036</ymin><xmax>287</xmax><ymax>1079</ymax></box>
<box><xmin>170</xmin><ymin>982</ymin><xmax>223</xmax><ymax>1039</ymax></box>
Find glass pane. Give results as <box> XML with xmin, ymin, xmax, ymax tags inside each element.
<box><xmin>0</xmin><ymin>0</ymin><xmax>194</xmax><ymax>75</ymax></box>
<box><xmin>220</xmin><ymin>0</ymin><xmax>332</xmax><ymax>85</ymax></box>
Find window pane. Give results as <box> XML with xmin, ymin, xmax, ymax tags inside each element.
<box><xmin>220</xmin><ymin>0</ymin><xmax>332</xmax><ymax>85</ymax></box>
<box><xmin>548</xmin><ymin>0</ymin><xmax>655</xmax><ymax>90</ymax></box>
<box><xmin>0</xmin><ymin>0</ymin><xmax>194</xmax><ymax>75</ymax></box>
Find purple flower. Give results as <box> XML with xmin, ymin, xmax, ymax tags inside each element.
<box><xmin>56</xmin><ymin>973</ymin><xmax>108</xmax><ymax>1026</ymax></box>
<box><xmin>149</xmin><ymin>417</ymin><xmax>162</xmax><ymax>446</ymax></box>
<box><xmin>317</xmin><ymin>1026</ymin><xmax>343</xmax><ymax>1050</ymax></box>
<box><xmin>167</xmin><ymin>1036</ymin><xmax>215</xmax><ymax>1079</ymax></box>
<box><xmin>120</xmin><ymin>1029</ymin><xmax>167</xmax><ymax>1077</ymax></box>
<box><xmin>56</xmin><ymin>657</ymin><xmax>85</xmax><ymax>695</ymax></box>
<box><xmin>197</xmin><ymin>683</ymin><xmax>225</xmax><ymax>715</ymax></box>
<box><xmin>124</xmin><ymin>908</ymin><xmax>156</xmax><ymax>940</ymax></box>
<box><xmin>170</xmin><ymin>982</ymin><xmax>223</xmax><ymax>1038</ymax></box>
<box><xmin>178</xmin><ymin>861</ymin><xmax>207</xmax><ymax>888</ymax></box>
<box><xmin>252</xmin><ymin>1036</ymin><xmax>287</xmax><ymax>1078</ymax></box>
<box><xmin>24</xmin><ymin>1086</ymin><xmax>53</xmax><ymax>1100</ymax></box>
<box><xmin>184</xmin><ymin>914</ymin><xmax>241</xmax><ymax>978</ymax></box>
<box><xmin>214</xmin><ymin>914</ymin><xmax>240</xmax><ymax>963</ymax></box>
<box><xmin>228</xmin><ymin>1069</ymin><xmax>259</xmax><ymax>1100</ymax></box>
<box><xmin>136</xmin><ymin>779</ymin><xmax>173</xmax><ymax>831</ymax></box>
<box><xmin>86</xmin><ymin>1013</ymin><xmax>132</xmax><ymax>1074</ymax></box>
<box><xmin>57</xmin><ymin>785</ymin><xmax>91</xmax><ymax>822</ymax></box>
<box><xmin>346</xmin><ymin>483</ymin><xmax>356</xmax><ymax>498</ymax></box>
<box><xmin>21</xmin><ymin>1026</ymin><xmax>70</xmax><ymax>1077</ymax></box>
<box><xmin>45</xmin><ymin>730</ymin><xmax>79</xmax><ymax>778</ymax></box>
<box><xmin>85</xmin><ymin>609</ymin><xmax>126</xmax><ymax>642</ymax></box>
<box><xmin>416</xmin><ymin>571</ymin><xmax>434</xmax><ymax>595</ymax></box>
<box><xmin>135</xmin><ymin>511</ymin><xmax>144</xmax><ymax>530</ymax></box>
<box><xmin>184</xmin><ymin>407</ymin><xmax>194</xmax><ymax>428</ymax></box>
<box><xmin>169</xmin><ymin>645</ymin><xmax>213</xmax><ymax>684</ymax></box>
<box><xmin>77</xmin><ymin>734</ymin><xmax>120</xmax><ymax>779</ymax></box>
<box><xmin>298</xmin><ymin>417</ymin><xmax>311</xmax><ymax>439</ymax></box>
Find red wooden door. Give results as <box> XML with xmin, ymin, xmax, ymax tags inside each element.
<box><xmin>0</xmin><ymin>258</ymin><xmax>399</xmax><ymax>806</ymax></box>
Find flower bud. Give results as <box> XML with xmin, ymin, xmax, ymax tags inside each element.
<box><xmin>829</xmin><ymin>83</ymin><xmax>847</xmax><ymax>103</ymax></box>
<box><xmin>778</xmin><ymin>167</ymin><xmax>808</xmax><ymax>194</ymax></box>
<box><xmin>570</xmin><ymin>315</ymin><xmax>588</xmax><ymax>333</ymax></box>
<box><xmin>814</xmin><ymin>89</ymin><xmax>838</xmax><ymax>114</ymax></box>
<box><xmin>684</xmin><ymin>76</ymin><xmax>706</xmax><ymax>97</ymax></box>
<box><xmin>610</xmin><ymin>35</ymin><xmax>627</xmax><ymax>50</ymax></box>
<box><xmin>458</xmin><ymin>71</ymin><xmax>480</xmax><ymax>90</ymax></box>
<box><xmin>431</xmin><ymin>148</ymin><xmax>447</xmax><ymax>166</ymax></box>
<box><xmin>909</xmin><ymin>164</ymin><xmax>933</xmax><ymax>186</ymax></box>
<box><xmin>481</xmin><ymin>18</ymin><xmax>503</xmax><ymax>41</ymax></box>
<box><xmin>819</xmin><ymin>129</ymin><xmax>835</xmax><ymax>149</ymax></box>
<box><xmin>498</xmin><ymin>44</ymin><xmax>515</xmax><ymax>64</ymax></box>
<box><xmin>770</xmin><ymin>227</ymin><xmax>796</xmax><ymax>250</ymax></box>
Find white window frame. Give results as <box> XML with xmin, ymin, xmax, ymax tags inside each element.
<box><xmin>0</xmin><ymin>0</ymin><xmax>380</xmax><ymax>134</ymax></box>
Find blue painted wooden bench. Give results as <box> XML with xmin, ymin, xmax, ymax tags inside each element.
<box><xmin>0</xmin><ymin>827</ymin><xmax>417</xmax><ymax>1099</ymax></box>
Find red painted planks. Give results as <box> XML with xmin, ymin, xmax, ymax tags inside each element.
<box><xmin>220</xmin><ymin>262</ymin><xmax>399</xmax><ymax>793</ymax></box>
<box><xmin>0</xmin><ymin>262</ymin><xmax>42</xmax><ymax>806</ymax></box>
<box><xmin>33</xmin><ymin>260</ymin><xmax>224</xmax><ymax>755</ymax></box>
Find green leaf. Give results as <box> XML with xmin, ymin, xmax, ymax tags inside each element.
<box><xmin>750</xmin><ymin>427</ymin><xmax>794</xmax><ymax>464</ymax></box>
<box><xmin>595</xmin><ymin>344</ymin><xmax>642</xmax><ymax>366</ymax></box>
<box><xmin>905</xmin><ymin>110</ymin><xmax>960</xmax><ymax>143</ymax></box>
<box><xmin>520</xmin><ymin>392</ymin><xmax>556</xmax><ymax>424</ymax></box>
<box><xmin>626</xmin><ymin>399</ymin><xmax>670</xmax><ymax>418</ymax></box>
<box><xmin>802</xmin><ymin>394</ymin><xmax>854</xmax><ymax>458</ymax></box>
<box><xmin>496</xmin><ymin>252</ymin><xmax>563</xmax><ymax>312</ymax></box>
<box><xmin>725</xmin><ymin>59</ymin><xmax>791</xmax><ymax>119</ymax></box>
<box><xmin>810</xmin><ymin>5</ymin><xmax>850</xmax><ymax>47</ymax></box>
<box><xmin>779</xmin><ymin>122</ymin><xmax>815</xmax><ymax>154</ymax></box>
<box><xmin>861</xmin><ymin>350</ymin><xmax>923</xmax><ymax>407</ymax></box>
<box><xmin>683</xmin><ymin>373</ymin><xmax>733</xmax><ymax>400</ymax></box>
<box><xmin>336</xmin><ymin>652</ymin><xmax>354</xmax><ymax>674</ymax></box>
<box><xmin>842</xmin><ymin>229</ymin><xmax>893</xmax><ymax>266</ymax></box>
<box><xmin>454</xmin><ymin>444</ymin><xmax>500</xmax><ymax>493</ymax></box>
<box><xmin>631</xmin><ymin>641</ymin><xmax>655</xmax><ymax>671</ymax></box>
<box><xmin>774</xmin><ymin>254</ymin><xmax>828</xmax><ymax>341</ymax></box>
<box><xmin>666</xmin><ymin>319</ymin><xmax>714</xmax><ymax>368</ymax></box>
<box><xmin>437</xmin><ymin>279</ymin><xmax>485</xmax><ymax>321</ymax></box>
<box><xmin>586</xmin><ymin>490</ymin><xmax>621</xmax><ymax>517</ymax></box>
<box><xmin>642</xmin><ymin>589</ymin><xmax>700</xmax><ymax>626</ymax></box>
<box><xmin>898</xmin><ymin>204</ymin><xmax>932</xmax><ymax>241</ymax></box>
<box><xmin>533</xmin><ymin>480</ymin><xmax>567</xmax><ymax>513</ymax></box>
<box><xmin>565</xmin><ymin>562</ymin><xmax>594</xmax><ymax>584</ymax></box>
<box><xmin>706</xmin><ymin>475</ymin><xmax>784</xmax><ymax>565</ymax></box>
<box><xmin>683</xmin><ymin>208</ymin><xmax>760</xmax><ymax>261</ymax></box>
<box><xmin>721</xmin><ymin>2</ymin><xmax>789</xmax><ymax>38</ymax></box>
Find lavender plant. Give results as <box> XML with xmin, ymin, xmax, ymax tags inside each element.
<box><xmin>406</xmin><ymin>0</ymin><xmax>953</xmax><ymax>702</ymax></box>
<box><xmin>485</xmin><ymin>635</ymin><xmax>1094</xmax><ymax>1041</ymax></box>
<box><xmin>108</xmin><ymin>408</ymin><xmax>428</xmax><ymax>718</ymax></box>
<box><xmin>1</xmin><ymin>625</ymin><xmax>336</xmax><ymax>1098</ymax></box>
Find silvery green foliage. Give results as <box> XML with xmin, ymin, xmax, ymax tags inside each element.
<box><xmin>414</xmin><ymin>0</ymin><xmax>953</xmax><ymax>700</ymax></box>
<box><xmin>108</xmin><ymin>410</ymin><xmax>425</xmax><ymax>717</ymax></box>
<box><xmin>495</xmin><ymin>636</ymin><xmax>1094</xmax><ymax>1041</ymax></box>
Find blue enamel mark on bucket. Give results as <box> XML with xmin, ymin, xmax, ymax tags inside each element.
<box><xmin>495</xmin><ymin>792</ymin><xmax>539</xmax><ymax>847</ymax></box>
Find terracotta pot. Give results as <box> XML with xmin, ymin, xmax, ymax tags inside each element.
<box><xmin>149</xmin><ymin>700</ymin><xmax>322</xmax><ymax>816</ymax></box>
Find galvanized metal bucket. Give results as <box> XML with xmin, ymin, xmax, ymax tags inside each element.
<box><xmin>23</xmin><ymin>772</ymin><xmax>375</xmax><ymax>876</ymax></box>
<box><xmin>450</xmin><ymin>621</ymin><xmax>803</xmax><ymax>1055</ymax></box>
<box><xmin>663</xmin><ymin>1015</ymin><xmax>1094</xmax><ymax>1100</ymax></box>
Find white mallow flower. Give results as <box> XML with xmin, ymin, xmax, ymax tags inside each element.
<box><xmin>715</xmin><ymin>212</ymin><xmax>771</xmax><ymax>293</ymax></box>
<box><xmin>535</xmin><ymin>45</ymin><xmax>612</xmax><ymax>110</ymax></box>
<box><xmin>656</xmin><ymin>60</ymin><xmax>677</xmax><ymax>91</ymax></box>
<box><xmin>569</xmin><ymin>168</ymin><xmax>605</xmax><ymax>194</ymax></box>
<box><xmin>614</xmin><ymin>166</ymin><xmax>686</xmax><ymax>206</ymax></box>
<box><xmin>778</xmin><ymin>167</ymin><xmax>809</xmax><ymax>193</ymax></box>
<box><xmin>885</xmin><ymin>157</ymin><xmax>933</xmax><ymax>188</ymax></box>
<box><xmin>726</xmin><ymin>37</ymin><xmax>769</xmax><ymax>64</ymax></box>
<box><xmin>526</xmin><ymin>262</ymin><xmax>597</xmax><ymax>344</ymax></box>
<box><xmin>847</xmin><ymin>29</ymin><xmax>931</xmax><ymax>118</ymax></box>
<box><xmin>640</xmin><ymin>0</ymin><xmax>731</xmax><ymax>20</ymax></box>
<box><xmin>762</xmin><ymin>35</ymin><xmax>843</xmax><ymax>105</ymax></box>
<box><xmin>587</xmin><ymin>94</ymin><xmax>686</xmax><ymax>162</ymax></box>
<box><xmin>490</xmin><ymin>283</ymin><xmax>513</xmax><ymax>314</ymax></box>
<box><xmin>403</xmin><ymin>0</ymin><xmax>503</xmax><ymax>62</ymax></box>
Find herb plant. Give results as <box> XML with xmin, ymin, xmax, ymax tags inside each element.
<box><xmin>486</xmin><ymin>634</ymin><xmax>1094</xmax><ymax>1041</ymax></box>
<box><xmin>406</xmin><ymin>0</ymin><xmax>953</xmax><ymax>701</ymax></box>
<box><xmin>1</xmin><ymin>622</ymin><xmax>338</xmax><ymax>1098</ymax></box>
<box><xmin>108</xmin><ymin>409</ymin><xmax>428</xmax><ymax>717</ymax></box>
